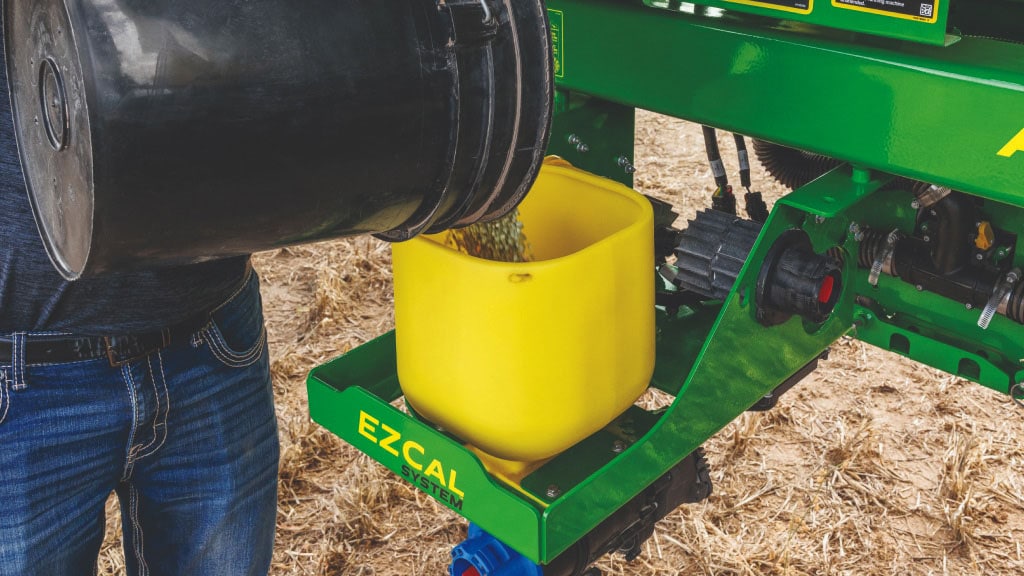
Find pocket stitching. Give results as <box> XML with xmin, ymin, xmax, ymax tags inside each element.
<box><xmin>203</xmin><ymin>321</ymin><xmax>267</xmax><ymax>369</ymax></box>
<box><xmin>0</xmin><ymin>369</ymin><xmax>10</xmax><ymax>425</ymax></box>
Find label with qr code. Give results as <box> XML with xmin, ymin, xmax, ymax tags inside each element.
<box><xmin>832</xmin><ymin>0</ymin><xmax>939</xmax><ymax>22</ymax></box>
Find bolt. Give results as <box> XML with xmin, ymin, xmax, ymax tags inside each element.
<box><xmin>849</xmin><ymin>222</ymin><xmax>865</xmax><ymax>241</ymax></box>
<box><xmin>976</xmin><ymin>253</ymin><xmax>985</xmax><ymax>261</ymax></box>
<box><xmin>546</xmin><ymin>485</ymin><xmax>562</xmax><ymax>499</ymax></box>
<box><xmin>814</xmin><ymin>215</ymin><xmax>826</xmax><ymax>224</ymax></box>
<box><xmin>966</xmin><ymin>303</ymin><xmax>974</xmax><ymax>310</ymax></box>
<box><xmin>567</xmin><ymin>134</ymin><xmax>581</xmax><ymax>145</ymax></box>
<box><xmin>612</xmin><ymin>440</ymin><xmax>627</xmax><ymax>453</ymax></box>
<box><xmin>922</xmin><ymin>235</ymin><xmax>931</xmax><ymax>243</ymax></box>
<box><xmin>617</xmin><ymin>156</ymin><xmax>636</xmax><ymax>174</ymax></box>
<box><xmin>916</xmin><ymin>285</ymin><xmax>924</xmax><ymax>291</ymax></box>
<box><xmin>576</xmin><ymin>142</ymin><xmax>590</xmax><ymax>154</ymax></box>
<box><xmin>911</xmin><ymin>200</ymin><xmax>921</xmax><ymax>210</ymax></box>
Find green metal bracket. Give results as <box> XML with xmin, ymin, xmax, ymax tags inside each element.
<box><xmin>839</xmin><ymin>186</ymin><xmax>1024</xmax><ymax>396</ymax></box>
<box><xmin>307</xmin><ymin>332</ymin><xmax>546</xmax><ymax>560</ymax></box>
<box><xmin>539</xmin><ymin>165</ymin><xmax>875</xmax><ymax>559</ymax></box>
<box><xmin>547</xmin><ymin>91</ymin><xmax>636</xmax><ymax>187</ymax></box>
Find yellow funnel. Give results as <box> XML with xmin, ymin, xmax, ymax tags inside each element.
<box><xmin>393</xmin><ymin>163</ymin><xmax>654</xmax><ymax>463</ymax></box>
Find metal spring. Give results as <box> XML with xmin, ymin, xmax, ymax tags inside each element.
<box><xmin>857</xmin><ymin>229</ymin><xmax>897</xmax><ymax>274</ymax></box>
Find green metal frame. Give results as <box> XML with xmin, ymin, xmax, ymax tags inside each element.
<box><xmin>308</xmin><ymin>0</ymin><xmax>1024</xmax><ymax>569</ymax></box>
<box><xmin>546</xmin><ymin>0</ymin><xmax>1024</xmax><ymax>206</ymax></box>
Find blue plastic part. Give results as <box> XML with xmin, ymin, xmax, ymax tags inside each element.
<box><xmin>449</xmin><ymin>524</ymin><xmax>545</xmax><ymax>576</ymax></box>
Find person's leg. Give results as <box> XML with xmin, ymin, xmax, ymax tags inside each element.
<box><xmin>0</xmin><ymin>353</ymin><xmax>130</xmax><ymax>576</ymax></box>
<box><xmin>118</xmin><ymin>273</ymin><xmax>279</xmax><ymax>576</ymax></box>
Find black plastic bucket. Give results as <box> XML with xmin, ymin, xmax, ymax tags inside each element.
<box><xmin>3</xmin><ymin>0</ymin><xmax>552</xmax><ymax>279</ymax></box>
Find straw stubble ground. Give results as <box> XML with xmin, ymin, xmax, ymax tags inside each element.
<box><xmin>98</xmin><ymin>113</ymin><xmax>1024</xmax><ymax>575</ymax></box>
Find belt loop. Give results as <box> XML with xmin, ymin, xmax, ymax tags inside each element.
<box><xmin>10</xmin><ymin>332</ymin><xmax>28</xmax><ymax>390</ymax></box>
<box><xmin>104</xmin><ymin>336</ymin><xmax>118</xmax><ymax>367</ymax></box>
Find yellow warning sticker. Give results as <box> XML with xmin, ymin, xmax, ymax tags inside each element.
<box><xmin>725</xmin><ymin>0</ymin><xmax>813</xmax><ymax>16</ymax></box>
<box><xmin>548</xmin><ymin>9</ymin><xmax>565</xmax><ymax>79</ymax></box>
<box><xmin>832</xmin><ymin>0</ymin><xmax>940</xmax><ymax>24</ymax></box>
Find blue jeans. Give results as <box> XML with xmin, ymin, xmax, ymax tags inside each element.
<box><xmin>0</xmin><ymin>270</ymin><xmax>279</xmax><ymax>576</ymax></box>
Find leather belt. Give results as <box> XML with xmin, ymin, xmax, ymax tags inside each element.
<box><xmin>0</xmin><ymin>314</ymin><xmax>211</xmax><ymax>367</ymax></box>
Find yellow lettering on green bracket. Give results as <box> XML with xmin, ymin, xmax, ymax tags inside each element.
<box><xmin>425</xmin><ymin>459</ymin><xmax>447</xmax><ymax>486</ymax></box>
<box><xmin>998</xmin><ymin>128</ymin><xmax>1024</xmax><ymax>157</ymax></box>
<box><xmin>403</xmin><ymin>440</ymin><xmax>425</xmax><ymax>471</ymax></box>
<box><xmin>355</xmin><ymin>410</ymin><xmax>468</xmax><ymax>504</ymax></box>
<box><xmin>358</xmin><ymin>411</ymin><xmax>379</xmax><ymax>443</ymax></box>
<box><xmin>448</xmin><ymin>469</ymin><xmax>465</xmax><ymax>499</ymax></box>
<box><xmin>379</xmin><ymin>423</ymin><xmax>401</xmax><ymax>457</ymax></box>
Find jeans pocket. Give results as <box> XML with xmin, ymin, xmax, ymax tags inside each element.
<box><xmin>202</xmin><ymin>319</ymin><xmax>267</xmax><ymax>369</ymax></box>
<box><xmin>200</xmin><ymin>272</ymin><xmax>268</xmax><ymax>369</ymax></box>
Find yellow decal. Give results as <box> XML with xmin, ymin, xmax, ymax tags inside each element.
<box><xmin>998</xmin><ymin>128</ymin><xmax>1024</xmax><ymax>158</ymax></box>
<box><xmin>831</xmin><ymin>0</ymin><xmax>940</xmax><ymax>24</ymax></box>
<box><xmin>448</xmin><ymin>469</ymin><xmax>465</xmax><ymax>499</ymax></box>
<box><xmin>357</xmin><ymin>410</ymin><xmax>466</xmax><ymax>509</ymax></box>
<box><xmin>357</xmin><ymin>411</ymin><xmax>379</xmax><ymax>443</ymax></box>
<box><xmin>425</xmin><ymin>459</ymin><xmax>446</xmax><ymax>485</ymax></box>
<box><xmin>548</xmin><ymin>9</ymin><xmax>564</xmax><ymax>79</ymax></box>
<box><xmin>728</xmin><ymin>0</ymin><xmax>813</xmax><ymax>16</ymax></box>
<box><xmin>379</xmin><ymin>423</ymin><xmax>401</xmax><ymax>457</ymax></box>
<box><xmin>402</xmin><ymin>440</ymin><xmax>425</xmax><ymax>471</ymax></box>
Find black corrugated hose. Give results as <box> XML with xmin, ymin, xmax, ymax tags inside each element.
<box><xmin>751</xmin><ymin>139</ymin><xmax>842</xmax><ymax>190</ymax></box>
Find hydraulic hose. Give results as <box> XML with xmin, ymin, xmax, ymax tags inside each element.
<box><xmin>701</xmin><ymin>126</ymin><xmax>728</xmax><ymax>189</ymax></box>
<box><xmin>701</xmin><ymin>126</ymin><xmax>736</xmax><ymax>214</ymax></box>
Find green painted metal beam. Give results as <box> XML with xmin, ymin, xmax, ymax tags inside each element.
<box><xmin>546</xmin><ymin>0</ymin><xmax>1024</xmax><ymax>207</ymax></box>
